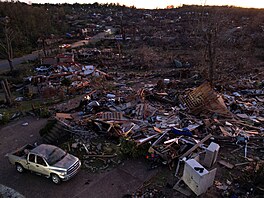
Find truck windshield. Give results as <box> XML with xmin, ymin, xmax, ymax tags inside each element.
<box><xmin>46</xmin><ymin>148</ymin><xmax>67</xmax><ymax>165</ymax></box>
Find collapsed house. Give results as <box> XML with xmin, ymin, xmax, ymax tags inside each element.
<box><xmin>38</xmin><ymin>75</ymin><xmax>263</xmax><ymax>196</ymax></box>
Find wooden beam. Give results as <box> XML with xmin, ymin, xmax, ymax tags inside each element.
<box><xmin>180</xmin><ymin>133</ymin><xmax>212</xmax><ymax>159</ymax></box>
<box><xmin>1</xmin><ymin>80</ymin><xmax>12</xmax><ymax>105</ymax></box>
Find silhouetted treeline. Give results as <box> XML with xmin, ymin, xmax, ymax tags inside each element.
<box><xmin>0</xmin><ymin>1</ymin><xmax>263</xmax><ymax>59</ymax></box>
<box><xmin>0</xmin><ymin>1</ymin><xmax>69</xmax><ymax>56</ymax></box>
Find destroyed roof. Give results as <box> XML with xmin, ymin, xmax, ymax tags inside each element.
<box><xmin>179</xmin><ymin>82</ymin><xmax>233</xmax><ymax>117</ymax></box>
<box><xmin>56</xmin><ymin>53</ymin><xmax>73</xmax><ymax>58</ymax></box>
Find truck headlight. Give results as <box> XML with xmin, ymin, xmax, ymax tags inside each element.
<box><xmin>60</xmin><ymin>172</ymin><xmax>67</xmax><ymax>176</ymax></box>
<box><xmin>56</xmin><ymin>170</ymin><xmax>67</xmax><ymax>176</ymax></box>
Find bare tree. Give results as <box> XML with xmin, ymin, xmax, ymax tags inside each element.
<box><xmin>204</xmin><ymin>29</ymin><xmax>217</xmax><ymax>84</ymax></box>
<box><xmin>0</xmin><ymin>16</ymin><xmax>15</xmax><ymax>71</ymax></box>
<box><xmin>195</xmin><ymin>1</ymin><xmax>220</xmax><ymax>85</ymax></box>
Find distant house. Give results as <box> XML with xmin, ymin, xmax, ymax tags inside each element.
<box><xmin>37</xmin><ymin>37</ymin><xmax>63</xmax><ymax>46</ymax></box>
<box><xmin>41</xmin><ymin>53</ymin><xmax>75</xmax><ymax>65</ymax></box>
<box><xmin>57</xmin><ymin>53</ymin><xmax>74</xmax><ymax>63</ymax></box>
<box><xmin>41</xmin><ymin>57</ymin><xmax>57</xmax><ymax>65</ymax></box>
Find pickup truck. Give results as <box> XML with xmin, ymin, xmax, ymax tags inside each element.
<box><xmin>7</xmin><ymin>144</ymin><xmax>81</xmax><ymax>184</ymax></box>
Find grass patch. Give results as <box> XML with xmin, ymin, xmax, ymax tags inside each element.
<box><xmin>119</xmin><ymin>139</ymin><xmax>149</xmax><ymax>159</ymax></box>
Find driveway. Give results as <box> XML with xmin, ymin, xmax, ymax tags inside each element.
<box><xmin>0</xmin><ymin>117</ymin><xmax>158</xmax><ymax>198</ymax></box>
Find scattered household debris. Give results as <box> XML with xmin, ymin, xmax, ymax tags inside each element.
<box><xmin>27</xmin><ymin>56</ymin><xmax>262</xmax><ymax>195</ymax></box>
<box><xmin>1</xmin><ymin>9</ymin><xmax>263</xmax><ymax>196</ymax></box>
<box><xmin>21</xmin><ymin>122</ymin><xmax>29</xmax><ymax>126</ymax></box>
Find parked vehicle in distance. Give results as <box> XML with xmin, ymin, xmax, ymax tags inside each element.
<box><xmin>7</xmin><ymin>144</ymin><xmax>81</xmax><ymax>184</ymax></box>
<box><xmin>59</xmin><ymin>44</ymin><xmax>71</xmax><ymax>49</ymax></box>
<box><xmin>35</xmin><ymin>65</ymin><xmax>51</xmax><ymax>75</ymax></box>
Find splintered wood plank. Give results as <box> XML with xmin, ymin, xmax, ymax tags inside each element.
<box><xmin>218</xmin><ymin>160</ymin><xmax>234</xmax><ymax>169</ymax></box>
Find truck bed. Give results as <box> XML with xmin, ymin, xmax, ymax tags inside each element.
<box><xmin>7</xmin><ymin>144</ymin><xmax>35</xmax><ymax>165</ymax></box>
<box><xmin>12</xmin><ymin>144</ymin><xmax>35</xmax><ymax>157</ymax></box>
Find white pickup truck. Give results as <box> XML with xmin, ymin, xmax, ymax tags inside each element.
<box><xmin>7</xmin><ymin>144</ymin><xmax>81</xmax><ymax>184</ymax></box>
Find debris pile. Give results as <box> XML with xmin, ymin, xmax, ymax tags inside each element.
<box><xmin>1</xmin><ymin>4</ymin><xmax>264</xmax><ymax>197</ymax></box>
<box><xmin>37</xmin><ymin>66</ymin><xmax>263</xmax><ymax>196</ymax></box>
<box><xmin>6</xmin><ymin>53</ymin><xmax>263</xmax><ymax>195</ymax></box>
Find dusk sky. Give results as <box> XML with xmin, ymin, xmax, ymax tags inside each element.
<box><xmin>18</xmin><ymin>0</ymin><xmax>264</xmax><ymax>9</ymax></box>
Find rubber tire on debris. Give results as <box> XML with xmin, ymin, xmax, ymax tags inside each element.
<box><xmin>16</xmin><ymin>164</ymin><xmax>24</xmax><ymax>173</ymax></box>
<box><xmin>51</xmin><ymin>174</ymin><xmax>61</xmax><ymax>184</ymax></box>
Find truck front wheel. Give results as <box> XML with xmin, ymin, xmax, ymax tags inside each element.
<box><xmin>16</xmin><ymin>164</ymin><xmax>24</xmax><ymax>173</ymax></box>
<box><xmin>51</xmin><ymin>174</ymin><xmax>61</xmax><ymax>184</ymax></box>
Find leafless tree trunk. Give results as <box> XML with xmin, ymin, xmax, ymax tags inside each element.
<box><xmin>195</xmin><ymin>2</ymin><xmax>219</xmax><ymax>85</ymax></box>
<box><xmin>206</xmin><ymin>31</ymin><xmax>216</xmax><ymax>85</ymax></box>
<box><xmin>0</xmin><ymin>18</ymin><xmax>15</xmax><ymax>72</ymax></box>
<box><xmin>41</xmin><ymin>38</ymin><xmax>47</xmax><ymax>57</ymax></box>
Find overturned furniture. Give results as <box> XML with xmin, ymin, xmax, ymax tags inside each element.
<box><xmin>182</xmin><ymin>159</ymin><xmax>217</xmax><ymax>196</ymax></box>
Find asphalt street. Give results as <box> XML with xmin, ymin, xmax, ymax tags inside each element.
<box><xmin>0</xmin><ymin>34</ymin><xmax>104</xmax><ymax>71</ymax></box>
<box><xmin>0</xmin><ymin>117</ymin><xmax>158</xmax><ymax>198</ymax></box>
<box><xmin>0</xmin><ymin>26</ymin><xmax>115</xmax><ymax>71</ymax></box>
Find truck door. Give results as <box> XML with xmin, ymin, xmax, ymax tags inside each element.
<box><xmin>35</xmin><ymin>156</ymin><xmax>49</xmax><ymax>176</ymax></box>
<box><xmin>27</xmin><ymin>154</ymin><xmax>38</xmax><ymax>172</ymax></box>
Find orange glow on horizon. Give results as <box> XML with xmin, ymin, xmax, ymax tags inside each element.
<box><xmin>16</xmin><ymin>0</ymin><xmax>264</xmax><ymax>9</ymax></box>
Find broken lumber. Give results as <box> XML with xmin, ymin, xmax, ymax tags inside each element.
<box><xmin>218</xmin><ymin>160</ymin><xmax>234</xmax><ymax>169</ymax></box>
<box><xmin>180</xmin><ymin>134</ymin><xmax>212</xmax><ymax>159</ymax></box>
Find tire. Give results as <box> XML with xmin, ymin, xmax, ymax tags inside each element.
<box><xmin>51</xmin><ymin>174</ymin><xmax>61</xmax><ymax>184</ymax></box>
<box><xmin>16</xmin><ymin>164</ymin><xmax>24</xmax><ymax>173</ymax></box>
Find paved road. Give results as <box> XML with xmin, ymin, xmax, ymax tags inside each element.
<box><xmin>0</xmin><ymin>51</ymin><xmax>40</xmax><ymax>71</ymax></box>
<box><xmin>0</xmin><ymin>117</ymin><xmax>158</xmax><ymax>198</ymax></box>
<box><xmin>0</xmin><ymin>39</ymin><xmax>88</xmax><ymax>71</ymax></box>
<box><xmin>0</xmin><ymin>30</ymin><xmax>109</xmax><ymax>71</ymax></box>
